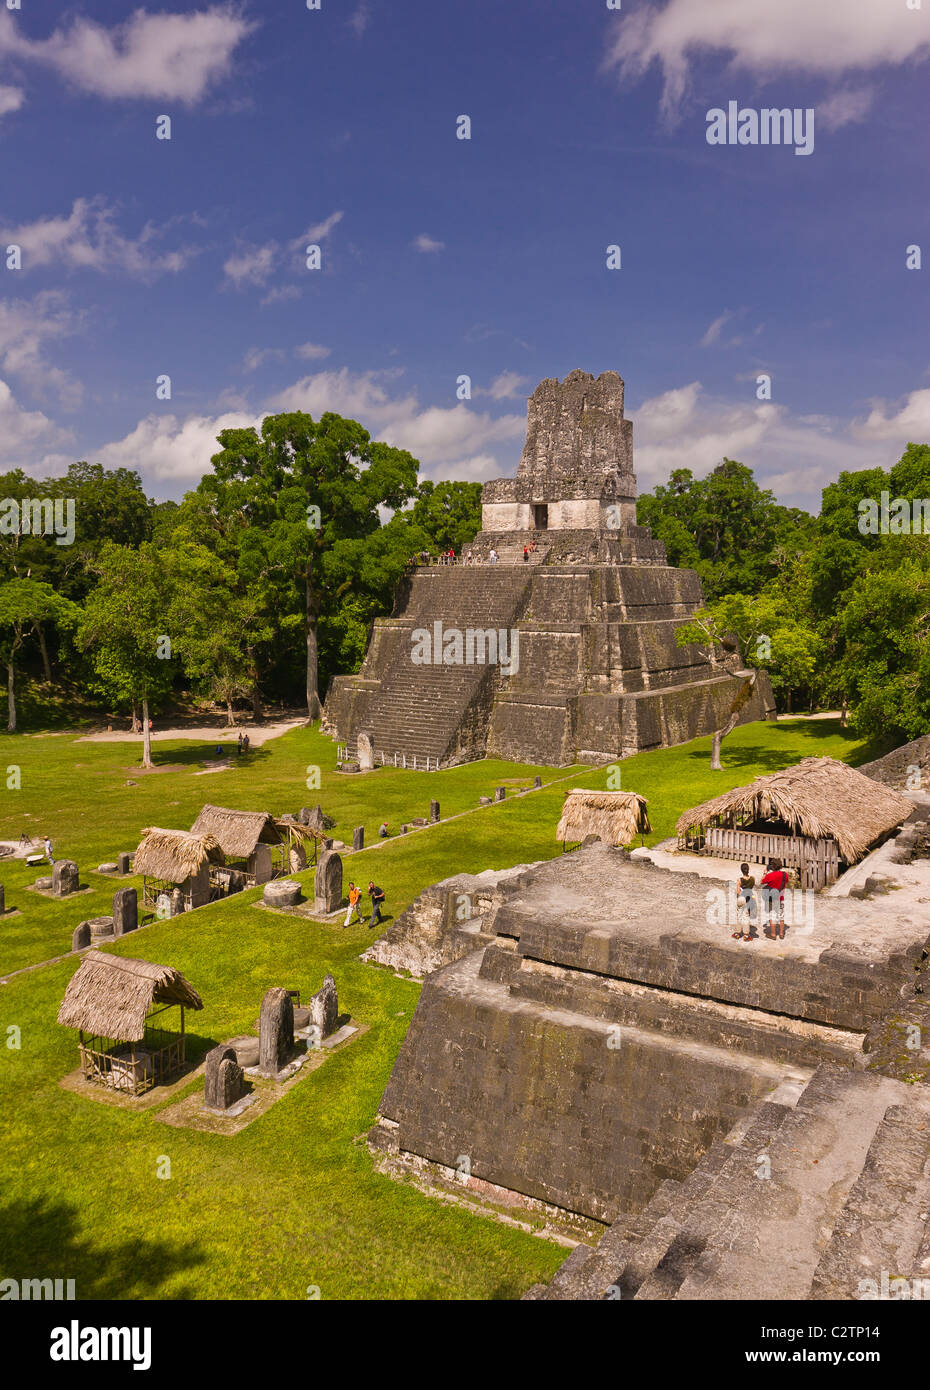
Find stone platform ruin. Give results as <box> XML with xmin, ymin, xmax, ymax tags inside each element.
<box><xmin>324</xmin><ymin>370</ymin><xmax>774</xmax><ymax>766</ymax></box>
<box><xmin>368</xmin><ymin>839</ymin><xmax>930</xmax><ymax>1299</ymax></box>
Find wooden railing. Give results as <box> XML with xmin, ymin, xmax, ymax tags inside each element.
<box><xmin>696</xmin><ymin>827</ymin><xmax>840</xmax><ymax>888</ymax></box>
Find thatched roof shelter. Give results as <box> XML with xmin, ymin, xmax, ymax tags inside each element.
<box><xmin>676</xmin><ymin>757</ymin><xmax>912</xmax><ymax>864</ymax></box>
<box><xmin>57</xmin><ymin>950</ymin><xmax>203</xmax><ymax>1042</ymax></box>
<box><xmin>132</xmin><ymin>828</ymin><xmax>224</xmax><ymax>883</ymax></box>
<box><xmin>190</xmin><ymin>805</ymin><xmax>282</xmax><ymax>857</ymax></box>
<box><xmin>557</xmin><ymin>789</ymin><xmax>651</xmax><ymax>846</ymax></box>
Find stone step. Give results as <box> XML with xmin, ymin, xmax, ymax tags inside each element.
<box><xmin>808</xmin><ymin>1094</ymin><xmax>930</xmax><ymax>1299</ymax></box>
<box><xmin>668</xmin><ymin>1067</ymin><xmax>905</xmax><ymax>1301</ymax></box>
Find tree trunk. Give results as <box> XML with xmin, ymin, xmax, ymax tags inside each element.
<box><xmin>250</xmin><ymin>683</ymin><xmax>261</xmax><ymax>720</ymax></box>
<box><xmin>226</xmin><ymin>698</ymin><xmax>235</xmax><ymax>727</ymax></box>
<box><xmin>141</xmin><ymin>696</ymin><xmax>152</xmax><ymax>769</ymax></box>
<box><xmin>306</xmin><ymin>570</ymin><xmax>321</xmax><ymax>721</ymax></box>
<box><xmin>710</xmin><ymin>671</ymin><xmax>757</xmax><ymax>771</ymax></box>
<box><xmin>785</xmin><ymin>688</ymin><xmax>792</xmax><ymax>715</ymax></box>
<box><xmin>6</xmin><ymin>661</ymin><xmax>15</xmax><ymax>732</ymax></box>
<box><xmin>131</xmin><ymin>696</ymin><xmax>139</xmax><ymax>733</ymax></box>
<box><xmin>35</xmin><ymin>622</ymin><xmax>51</xmax><ymax>681</ymax></box>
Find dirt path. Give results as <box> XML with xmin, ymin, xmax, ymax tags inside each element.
<box><xmin>75</xmin><ymin>717</ymin><xmax>307</xmax><ymax>746</ymax></box>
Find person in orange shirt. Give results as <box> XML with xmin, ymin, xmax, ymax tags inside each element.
<box><xmin>344</xmin><ymin>881</ymin><xmax>362</xmax><ymax>928</ymax></box>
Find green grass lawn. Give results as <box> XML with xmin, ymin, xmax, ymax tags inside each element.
<box><xmin>0</xmin><ymin>715</ymin><xmax>882</xmax><ymax>1299</ymax></box>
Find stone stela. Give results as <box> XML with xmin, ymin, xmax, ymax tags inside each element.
<box><xmin>323</xmin><ymin>368</ymin><xmax>774</xmax><ymax>769</ymax></box>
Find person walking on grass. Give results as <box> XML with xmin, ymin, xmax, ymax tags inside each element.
<box><xmin>368</xmin><ymin>880</ymin><xmax>386</xmax><ymax>929</ymax></box>
<box><xmin>243</xmin><ymin>733</ymin><xmax>250</xmax><ymax>754</ymax></box>
<box><xmin>43</xmin><ymin>835</ymin><xmax>54</xmax><ymax>865</ymax></box>
<box><xmin>734</xmin><ymin>862</ymin><xmax>757</xmax><ymax>942</ymax></box>
<box><xmin>344</xmin><ymin>881</ymin><xmax>362</xmax><ymax>928</ymax></box>
<box><xmin>761</xmin><ymin>858</ymin><xmax>789</xmax><ymax>940</ymax></box>
<box><xmin>237</xmin><ymin>732</ymin><xmax>243</xmax><ymax>755</ymax></box>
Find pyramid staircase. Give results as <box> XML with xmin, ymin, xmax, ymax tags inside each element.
<box><xmin>527</xmin><ymin>1065</ymin><xmax>930</xmax><ymax>1301</ymax></box>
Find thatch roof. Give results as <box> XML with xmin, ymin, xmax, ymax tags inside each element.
<box><xmin>57</xmin><ymin>950</ymin><xmax>203</xmax><ymax>1042</ymax></box>
<box><xmin>190</xmin><ymin>804</ymin><xmax>282</xmax><ymax>856</ymax></box>
<box><xmin>132</xmin><ymin>828</ymin><xmax>224</xmax><ymax>882</ymax></box>
<box><xmin>557</xmin><ymin>788</ymin><xmax>651</xmax><ymax>845</ymax></box>
<box><xmin>676</xmin><ymin>757</ymin><xmax>912</xmax><ymax>863</ymax></box>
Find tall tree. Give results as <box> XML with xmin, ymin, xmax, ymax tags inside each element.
<box><xmin>0</xmin><ymin>580</ymin><xmax>77</xmax><ymax>731</ymax></box>
<box><xmin>202</xmin><ymin>411</ymin><xmax>419</xmax><ymax>717</ymax></box>
<box><xmin>77</xmin><ymin>543</ymin><xmax>177</xmax><ymax>767</ymax></box>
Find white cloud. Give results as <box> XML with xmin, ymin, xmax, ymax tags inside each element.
<box><xmin>296</xmin><ymin>342</ymin><xmax>332</xmax><ymax>360</ymax></box>
<box><xmin>0</xmin><ymin>291</ymin><xmax>83</xmax><ymax>407</ymax></box>
<box><xmin>224</xmin><ymin>243</ymin><xmax>277</xmax><ymax>288</ymax></box>
<box><xmin>242</xmin><ymin>346</ymin><xmax>287</xmax><ymax>373</ymax></box>
<box><xmin>483</xmin><ymin>371</ymin><xmax>529</xmax><ymax>400</ymax></box>
<box><xmin>94</xmin><ymin>407</ymin><xmax>254</xmax><ymax>483</ymax></box>
<box><xmin>298</xmin><ymin>211</ymin><xmax>344</xmax><ymax>245</ymax></box>
<box><xmin>261</xmin><ymin>284</ymin><xmax>302</xmax><ymax>306</ymax></box>
<box><xmin>412</xmin><ymin>233</ymin><xmax>444</xmax><ymax>254</ymax></box>
<box><xmin>267</xmin><ymin>368</ymin><xmax>525</xmax><ymax>475</ymax></box>
<box><xmin>0</xmin><ymin>7</ymin><xmax>255</xmax><ymax>105</ymax></box>
<box><xmin>0</xmin><ymin>197</ymin><xmax>195</xmax><ymax>278</ymax></box>
<box><xmin>632</xmin><ymin>379</ymin><xmax>925</xmax><ymax>512</ymax></box>
<box><xmin>0</xmin><ymin>84</ymin><xmax>23</xmax><ymax>118</ymax></box>
<box><xmin>856</xmin><ymin>388</ymin><xmax>930</xmax><ymax>442</ymax></box>
<box><xmin>349</xmin><ymin>4</ymin><xmax>370</xmax><ymax>37</ymax></box>
<box><xmin>0</xmin><ymin>376</ymin><xmax>74</xmax><ymax>469</ymax></box>
<box><xmin>227</xmin><ymin>214</ymin><xmax>343</xmax><ymax>290</ymax></box>
<box><xmin>818</xmin><ymin>86</ymin><xmax>875</xmax><ymax>131</ymax></box>
<box><xmin>699</xmin><ymin>311</ymin><xmax>734</xmax><ymax>347</ymax></box>
<box><xmin>606</xmin><ymin>0</ymin><xmax>930</xmax><ymax>119</ymax></box>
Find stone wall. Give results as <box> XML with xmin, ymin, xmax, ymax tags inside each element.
<box><xmin>369</xmin><ymin>845</ymin><xmax>930</xmax><ymax>1231</ymax></box>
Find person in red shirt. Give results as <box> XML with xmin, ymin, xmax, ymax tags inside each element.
<box><xmin>760</xmin><ymin>858</ymin><xmax>789</xmax><ymax>939</ymax></box>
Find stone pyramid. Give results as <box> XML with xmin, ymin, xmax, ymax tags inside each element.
<box><xmin>323</xmin><ymin>370</ymin><xmax>774</xmax><ymax>766</ymax></box>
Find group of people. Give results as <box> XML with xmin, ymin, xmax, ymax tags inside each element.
<box><xmin>236</xmin><ymin>732</ymin><xmax>251</xmax><ymax>755</ymax></box>
<box><xmin>343</xmin><ymin>880</ymin><xmax>386</xmax><ymax>929</ymax></box>
<box><xmin>734</xmin><ymin>858</ymin><xmax>790</xmax><ymax>942</ymax></box>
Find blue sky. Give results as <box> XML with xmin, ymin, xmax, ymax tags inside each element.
<box><xmin>1</xmin><ymin>0</ymin><xmax>929</xmax><ymax>510</ymax></box>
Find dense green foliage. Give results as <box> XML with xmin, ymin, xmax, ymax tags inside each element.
<box><xmin>0</xmin><ymin>414</ymin><xmax>925</xmax><ymax>743</ymax></box>
<box><xmin>638</xmin><ymin>446</ymin><xmax>930</xmax><ymax>740</ymax></box>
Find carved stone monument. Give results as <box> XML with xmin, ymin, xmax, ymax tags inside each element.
<box><xmin>52</xmin><ymin>860</ymin><xmax>79</xmax><ymax>896</ymax></box>
<box><xmin>357</xmin><ymin>732</ymin><xmax>374</xmax><ymax>771</ymax></box>
<box><xmin>71</xmin><ymin>921</ymin><xmax>91</xmax><ymax>951</ymax></box>
<box><xmin>259</xmin><ymin>987</ymin><xmax>293</xmax><ymax>1077</ymax></box>
<box><xmin>204</xmin><ymin>1045</ymin><xmax>246</xmax><ymax>1110</ymax></box>
<box><xmin>313</xmin><ymin>849</ymin><xmax>343</xmax><ymax>915</ymax></box>
<box><xmin>308</xmin><ymin>974</ymin><xmax>338</xmax><ymax>1040</ymax></box>
<box><xmin>429</xmin><ymin>800</ymin><xmax>440</xmax><ymax>823</ymax></box>
<box><xmin>353</xmin><ymin>825</ymin><xmax>364</xmax><ymax>851</ymax></box>
<box><xmin>112</xmin><ymin>886</ymin><xmax>137</xmax><ymax>937</ymax></box>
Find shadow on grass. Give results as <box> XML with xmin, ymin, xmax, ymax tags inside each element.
<box><xmin>129</xmin><ymin>745</ymin><xmax>275</xmax><ymax>771</ymax></box>
<box><xmin>0</xmin><ymin>1197</ymin><xmax>208</xmax><ymax>1299</ymax></box>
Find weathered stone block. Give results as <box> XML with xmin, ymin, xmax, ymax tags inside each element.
<box><xmin>204</xmin><ymin>1045</ymin><xmax>245</xmax><ymax>1110</ymax></box>
<box><xmin>72</xmin><ymin>921</ymin><xmax>91</xmax><ymax>951</ymax></box>
<box><xmin>263</xmin><ymin>878</ymin><xmax>301</xmax><ymax>908</ymax></box>
<box><xmin>357</xmin><ymin>732</ymin><xmax>374</xmax><ymax>771</ymax></box>
<box><xmin>52</xmin><ymin>860</ymin><xmax>79</xmax><ymax>896</ymax></box>
<box><xmin>259</xmin><ymin>987</ymin><xmax>294</xmax><ymax>1076</ymax></box>
<box><xmin>314</xmin><ymin>849</ymin><xmax>342</xmax><ymax>914</ymax></box>
<box><xmin>429</xmin><ymin>800</ymin><xmax>440</xmax><ymax>823</ymax></box>
<box><xmin>353</xmin><ymin>825</ymin><xmax>364</xmax><ymax>851</ymax></box>
<box><xmin>118</xmin><ymin>852</ymin><xmax>131</xmax><ymax>875</ymax></box>
<box><xmin>112</xmin><ymin>886</ymin><xmax>137</xmax><ymax>936</ymax></box>
<box><xmin>308</xmin><ymin>974</ymin><xmax>338</xmax><ymax>1039</ymax></box>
